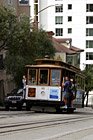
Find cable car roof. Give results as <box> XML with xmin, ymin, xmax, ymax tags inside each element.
<box><xmin>25</xmin><ymin>59</ymin><xmax>85</xmax><ymax>78</ymax></box>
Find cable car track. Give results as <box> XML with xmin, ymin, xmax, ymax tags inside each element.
<box><xmin>0</xmin><ymin>115</ymin><xmax>93</xmax><ymax>135</ymax></box>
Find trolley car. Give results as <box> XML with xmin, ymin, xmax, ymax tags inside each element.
<box><xmin>25</xmin><ymin>59</ymin><xmax>85</xmax><ymax>112</ymax></box>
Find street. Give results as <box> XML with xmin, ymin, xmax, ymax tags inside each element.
<box><xmin>0</xmin><ymin>108</ymin><xmax>93</xmax><ymax>140</ymax></box>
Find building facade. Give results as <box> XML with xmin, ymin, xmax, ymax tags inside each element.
<box><xmin>0</xmin><ymin>0</ymin><xmax>89</xmax><ymax>102</ymax></box>
<box><xmin>30</xmin><ymin>0</ymin><xmax>93</xmax><ymax>70</ymax></box>
<box><xmin>1</xmin><ymin>0</ymin><xmax>93</xmax><ymax>70</ymax></box>
<box><xmin>0</xmin><ymin>0</ymin><xmax>31</xmax><ymax>102</ymax></box>
<box><xmin>0</xmin><ymin>0</ymin><xmax>30</xmax><ymax>16</ymax></box>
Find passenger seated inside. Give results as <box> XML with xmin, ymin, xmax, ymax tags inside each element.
<box><xmin>39</xmin><ymin>69</ymin><xmax>48</xmax><ymax>84</ymax></box>
<box><xmin>40</xmin><ymin>74</ymin><xmax>47</xmax><ymax>84</ymax></box>
<box><xmin>29</xmin><ymin>76</ymin><xmax>36</xmax><ymax>84</ymax></box>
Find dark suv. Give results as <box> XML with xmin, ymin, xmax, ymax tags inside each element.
<box><xmin>4</xmin><ymin>88</ymin><xmax>25</xmax><ymax>110</ymax></box>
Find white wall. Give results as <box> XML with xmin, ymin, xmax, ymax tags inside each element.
<box><xmin>31</xmin><ymin>0</ymin><xmax>93</xmax><ymax>70</ymax></box>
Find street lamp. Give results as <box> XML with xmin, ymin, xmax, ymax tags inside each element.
<box><xmin>34</xmin><ymin>4</ymin><xmax>61</xmax><ymax>21</ymax></box>
<box><xmin>32</xmin><ymin>4</ymin><xmax>61</xmax><ymax>30</ymax></box>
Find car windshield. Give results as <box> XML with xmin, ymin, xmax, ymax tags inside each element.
<box><xmin>17</xmin><ymin>89</ymin><xmax>23</xmax><ymax>95</ymax></box>
<box><xmin>10</xmin><ymin>89</ymin><xmax>18</xmax><ymax>95</ymax></box>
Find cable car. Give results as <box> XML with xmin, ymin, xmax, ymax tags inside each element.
<box><xmin>25</xmin><ymin>59</ymin><xmax>85</xmax><ymax>112</ymax></box>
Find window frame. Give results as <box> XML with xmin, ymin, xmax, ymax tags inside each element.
<box><xmin>27</xmin><ymin>68</ymin><xmax>37</xmax><ymax>85</ymax></box>
<box><xmin>55</xmin><ymin>16</ymin><xmax>63</xmax><ymax>24</ymax></box>
<box><xmin>50</xmin><ymin>69</ymin><xmax>61</xmax><ymax>86</ymax></box>
<box><xmin>55</xmin><ymin>28</ymin><xmax>63</xmax><ymax>36</ymax></box>
<box><xmin>68</xmin><ymin>4</ymin><xmax>72</xmax><ymax>10</ymax></box>
<box><xmin>86</xmin><ymin>28</ymin><xmax>93</xmax><ymax>36</ymax></box>
<box><xmin>55</xmin><ymin>4</ymin><xmax>63</xmax><ymax>13</ymax></box>
<box><xmin>19</xmin><ymin>0</ymin><xmax>29</xmax><ymax>6</ymax></box>
<box><xmin>34</xmin><ymin>0</ymin><xmax>38</xmax><ymax>3</ymax></box>
<box><xmin>38</xmin><ymin>68</ymin><xmax>49</xmax><ymax>86</ymax></box>
<box><xmin>68</xmin><ymin>16</ymin><xmax>72</xmax><ymax>22</ymax></box>
<box><xmin>68</xmin><ymin>28</ymin><xmax>72</xmax><ymax>34</ymax></box>
<box><xmin>86</xmin><ymin>52</ymin><xmax>93</xmax><ymax>60</ymax></box>
<box><xmin>86</xmin><ymin>4</ymin><xmax>93</xmax><ymax>12</ymax></box>
<box><xmin>8</xmin><ymin>0</ymin><xmax>12</xmax><ymax>5</ymax></box>
<box><xmin>86</xmin><ymin>16</ymin><xmax>93</xmax><ymax>24</ymax></box>
<box><xmin>86</xmin><ymin>40</ymin><xmax>93</xmax><ymax>48</ymax></box>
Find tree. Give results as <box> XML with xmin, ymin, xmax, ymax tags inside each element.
<box><xmin>83</xmin><ymin>65</ymin><xmax>93</xmax><ymax>106</ymax></box>
<box><xmin>1</xmin><ymin>6</ymin><xmax>55</xmax><ymax>87</ymax></box>
<box><xmin>0</xmin><ymin>5</ymin><xmax>17</xmax><ymax>51</ymax></box>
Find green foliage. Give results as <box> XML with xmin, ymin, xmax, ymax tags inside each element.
<box><xmin>0</xmin><ymin>5</ymin><xmax>16</xmax><ymax>50</ymax></box>
<box><xmin>82</xmin><ymin>65</ymin><xmax>93</xmax><ymax>106</ymax></box>
<box><xmin>0</xmin><ymin>5</ymin><xmax>55</xmax><ymax>87</ymax></box>
<box><xmin>83</xmin><ymin>65</ymin><xmax>93</xmax><ymax>93</ymax></box>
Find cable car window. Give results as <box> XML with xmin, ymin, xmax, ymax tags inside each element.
<box><xmin>39</xmin><ymin>69</ymin><xmax>48</xmax><ymax>85</ymax></box>
<box><xmin>28</xmin><ymin>69</ymin><xmax>37</xmax><ymax>85</ymax></box>
<box><xmin>51</xmin><ymin>70</ymin><xmax>61</xmax><ymax>85</ymax></box>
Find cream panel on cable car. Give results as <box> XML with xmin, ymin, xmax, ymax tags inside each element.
<box><xmin>26</xmin><ymin>85</ymin><xmax>37</xmax><ymax>99</ymax></box>
<box><xmin>37</xmin><ymin>86</ymin><xmax>49</xmax><ymax>100</ymax></box>
<box><xmin>48</xmin><ymin>86</ymin><xmax>61</xmax><ymax>101</ymax></box>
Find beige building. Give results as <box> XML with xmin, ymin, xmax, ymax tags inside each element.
<box><xmin>53</xmin><ymin>38</ymin><xmax>84</xmax><ymax>68</ymax></box>
<box><xmin>47</xmin><ymin>32</ymin><xmax>83</xmax><ymax>68</ymax></box>
<box><xmin>0</xmin><ymin>0</ymin><xmax>30</xmax><ymax>17</ymax></box>
<box><xmin>0</xmin><ymin>0</ymin><xmax>31</xmax><ymax>104</ymax></box>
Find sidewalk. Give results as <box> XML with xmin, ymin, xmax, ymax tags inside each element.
<box><xmin>76</xmin><ymin>107</ymin><xmax>93</xmax><ymax>113</ymax></box>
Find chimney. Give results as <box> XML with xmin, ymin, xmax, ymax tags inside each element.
<box><xmin>46</xmin><ymin>31</ymin><xmax>54</xmax><ymax>39</ymax></box>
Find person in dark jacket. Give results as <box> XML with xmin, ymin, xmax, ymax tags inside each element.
<box><xmin>62</xmin><ymin>77</ymin><xmax>70</xmax><ymax>108</ymax></box>
<box><xmin>69</xmin><ymin>79</ymin><xmax>77</xmax><ymax>107</ymax></box>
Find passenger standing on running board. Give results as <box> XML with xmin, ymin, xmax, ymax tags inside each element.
<box><xmin>62</xmin><ymin>77</ymin><xmax>70</xmax><ymax>108</ymax></box>
<box><xmin>69</xmin><ymin>79</ymin><xmax>77</xmax><ymax>107</ymax></box>
<box><xmin>22</xmin><ymin>75</ymin><xmax>26</xmax><ymax>98</ymax></box>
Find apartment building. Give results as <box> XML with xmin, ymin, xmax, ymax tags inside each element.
<box><xmin>31</xmin><ymin>0</ymin><xmax>93</xmax><ymax>70</ymax></box>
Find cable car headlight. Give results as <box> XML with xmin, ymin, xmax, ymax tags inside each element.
<box><xmin>41</xmin><ymin>91</ymin><xmax>45</xmax><ymax>96</ymax></box>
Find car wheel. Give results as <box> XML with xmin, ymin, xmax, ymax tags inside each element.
<box><xmin>26</xmin><ymin>106</ymin><xmax>31</xmax><ymax>111</ymax></box>
<box><xmin>5</xmin><ymin>105</ymin><xmax>9</xmax><ymax>111</ymax></box>
<box><xmin>17</xmin><ymin>106</ymin><xmax>22</xmax><ymax>111</ymax></box>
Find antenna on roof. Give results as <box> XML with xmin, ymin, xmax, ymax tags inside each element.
<box><xmin>45</xmin><ymin>55</ymin><xmax>49</xmax><ymax>59</ymax></box>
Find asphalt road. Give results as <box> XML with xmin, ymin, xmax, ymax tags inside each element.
<box><xmin>0</xmin><ymin>107</ymin><xmax>93</xmax><ymax>140</ymax></box>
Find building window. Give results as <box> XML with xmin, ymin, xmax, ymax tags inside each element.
<box><xmin>55</xmin><ymin>4</ymin><xmax>63</xmax><ymax>12</ymax></box>
<box><xmin>50</xmin><ymin>70</ymin><xmax>61</xmax><ymax>85</ymax></box>
<box><xmin>68</xmin><ymin>4</ymin><xmax>72</xmax><ymax>10</ymax></box>
<box><xmin>55</xmin><ymin>28</ymin><xmax>63</xmax><ymax>36</ymax></box>
<box><xmin>86</xmin><ymin>4</ymin><xmax>93</xmax><ymax>12</ymax></box>
<box><xmin>39</xmin><ymin>69</ymin><xmax>48</xmax><ymax>85</ymax></box>
<box><xmin>86</xmin><ymin>64</ymin><xmax>92</xmax><ymax>70</ymax></box>
<box><xmin>55</xmin><ymin>16</ymin><xmax>63</xmax><ymax>24</ymax></box>
<box><xmin>86</xmin><ymin>40</ymin><xmax>93</xmax><ymax>48</ymax></box>
<box><xmin>68</xmin><ymin>16</ymin><xmax>72</xmax><ymax>22</ymax></box>
<box><xmin>86</xmin><ymin>16</ymin><xmax>93</xmax><ymax>24</ymax></box>
<box><xmin>68</xmin><ymin>28</ymin><xmax>72</xmax><ymax>34</ymax></box>
<box><xmin>0</xmin><ymin>55</ymin><xmax>4</xmax><ymax>70</ymax></box>
<box><xmin>34</xmin><ymin>0</ymin><xmax>38</xmax><ymax>3</ymax></box>
<box><xmin>34</xmin><ymin>4</ymin><xmax>38</xmax><ymax>15</ymax></box>
<box><xmin>19</xmin><ymin>0</ymin><xmax>29</xmax><ymax>5</ymax></box>
<box><xmin>8</xmin><ymin>0</ymin><xmax>12</xmax><ymax>5</ymax></box>
<box><xmin>67</xmin><ymin>56</ymin><xmax>73</xmax><ymax>64</ymax></box>
<box><xmin>86</xmin><ymin>52</ymin><xmax>93</xmax><ymax>60</ymax></box>
<box><xmin>77</xmin><ymin>54</ymin><xmax>80</xmax><ymax>64</ymax></box>
<box><xmin>86</xmin><ymin>28</ymin><xmax>93</xmax><ymax>36</ymax></box>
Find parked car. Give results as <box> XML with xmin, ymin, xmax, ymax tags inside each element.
<box><xmin>4</xmin><ymin>88</ymin><xmax>25</xmax><ymax>110</ymax></box>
